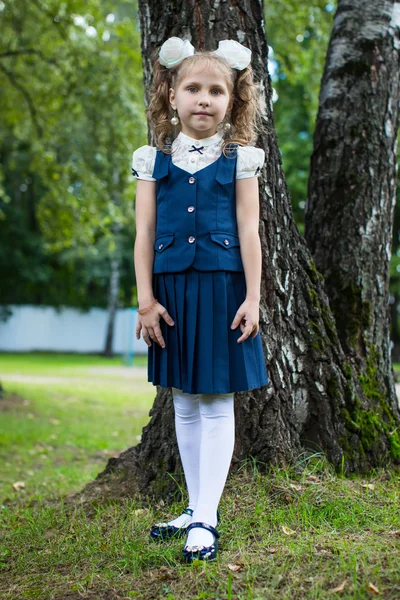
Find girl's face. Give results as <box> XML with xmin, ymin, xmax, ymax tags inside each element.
<box><xmin>169</xmin><ymin>65</ymin><xmax>232</xmax><ymax>140</ymax></box>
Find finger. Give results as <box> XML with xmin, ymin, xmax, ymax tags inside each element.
<box><xmin>231</xmin><ymin>311</ymin><xmax>244</xmax><ymax>330</ymax></box>
<box><xmin>152</xmin><ymin>323</ymin><xmax>166</xmax><ymax>348</ymax></box>
<box><xmin>237</xmin><ymin>324</ymin><xmax>254</xmax><ymax>344</ymax></box>
<box><xmin>160</xmin><ymin>309</ymin><xmax>175</xmax><ymax>327</ymax></box>
<box><xmin>147</xmin><ymin>328</ymin><xmax>158</xmax><ymax>345</ymax></box>
<box><xmin>148</xmin><ymin>328</ymin><xmax>163</xmax><ymax>347</ymax></box>
<box><xmin>142</xmin><ymin>328</ymin><xmax>152</xmax><ymax>347</ymax></box>
<box><xmin>251</xmin><ymin>326</ymin><xmax>259</xmax><ymax>338</ymax></box>
<box><xmin>136</xmin><ymin>322</ymin><xmax>142</xmax><ymax>340</ymax></box>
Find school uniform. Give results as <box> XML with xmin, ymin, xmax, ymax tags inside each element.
<box><xmin>132</xmin><ymin>130</ymin><xmax>269</xmax><ymax>394</ymax></box>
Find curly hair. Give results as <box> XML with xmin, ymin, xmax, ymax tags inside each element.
<box><xmin>146</xmin><ymin>45</ymin><xmax>264</xmax><ymax>156</ymax></box>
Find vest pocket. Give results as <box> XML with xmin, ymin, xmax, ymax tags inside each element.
<box><xmin>215</xmin><ymin>169</ymin><xmax>234</xmax><ymax>186</ymax></box>
<box><xmin>209</xmin><ymin>231</ymin><xmax>240</xmax><ymax>248</ymax></box>
<box><xmin>154</xmin><ymin>233</ymin><xmax>175</xmax><ymax>253</ymax></box>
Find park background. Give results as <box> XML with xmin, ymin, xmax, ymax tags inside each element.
<box><xmin>1</xmin><ymin>1</ymin><xmax>400</xmax><ymax>599</ymax></box>
<box><xmin>4</xmin><ymin>0</ymin><xmax>400</xmax><ymax>360</ymax></box>
<box><xmin>2</xmin><ymin>0</ymin><xmax>400</xmax><ymax>359</ymax></box>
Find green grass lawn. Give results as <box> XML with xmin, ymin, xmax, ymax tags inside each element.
<box><xmin>0</xmin><ymin>352</ymin><xmax>153</xmax><ymax>502</ymax></box>
<box><xmin>0</xmin><ymin>351</ymin><xmax>148</xmax><ymax>374</ymax></box>
<box><xmin>0</xmin><ymin>353</ymin><xmax>399</xmax><ymax>599</ymax></box>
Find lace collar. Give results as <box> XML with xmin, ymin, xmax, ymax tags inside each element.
<box><xmin>174</xmin><ymin>130</ymin><xmax>224</xmax><ymax>150</ymax></box>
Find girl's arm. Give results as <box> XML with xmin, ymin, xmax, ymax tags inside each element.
<box><xmin>134</xmin><ymin>179</ymin><xmax>157</xmax><ymax>306</ymax></box>
<box><xmin>236</xmin><ymin>176</ymin><xmax>262</xmax><ymax>302</ymax></box>
<box><xmin>134</xmin><ymin>178</ymin><xmax>175</xmax><ymax>348</ymax></box>
<box><xmin>230</xmin><ymin>176</ymin><xmax>262</xmax><ymax>343</ymax></box>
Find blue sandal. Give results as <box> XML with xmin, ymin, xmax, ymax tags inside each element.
<box><xmin>150</xmin><ymin>507</ymin><xmax>193</xmax><ymax>540</ymax></box>
<box><xmin>182</xmin><ymin>522</ymin><xmax>220</xmax><ymax>563</ymax></box>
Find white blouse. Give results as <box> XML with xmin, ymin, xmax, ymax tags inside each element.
<box><xmin>131</xmin><ymin>130</ymin><xmax>265</xmax><ymax>182</ymax></box>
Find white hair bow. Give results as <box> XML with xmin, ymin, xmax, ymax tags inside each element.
<box><xmin>159</xmin><ymin>37</ymin><xmax>251</xmax><ymax>71</ymax></box>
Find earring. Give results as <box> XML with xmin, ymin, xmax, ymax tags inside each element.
<box><xmin>224</xmin><ymin>121</ymin><xmax>231</xmax><ymax>131</ymax></box>
<box><xmin>170</xmin><ymin>109</ymin><xmax>179</xmax><ymax>126</ymax></box>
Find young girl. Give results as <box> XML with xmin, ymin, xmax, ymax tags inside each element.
<box><xmin>132</xmin><ymin>36</ymin><xmax>269</xmax><ymax>563</ymax></box>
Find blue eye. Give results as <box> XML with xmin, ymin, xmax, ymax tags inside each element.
<box><xmin>187</xmin><ymin>87</ymin><xmax>222</xmax><ymax>94</ymax></box>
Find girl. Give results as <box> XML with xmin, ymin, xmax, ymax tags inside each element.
<box><xmin>132</xmin><ymin>36</ymin><xmax>269</xmax><ymax>563</ymax></box>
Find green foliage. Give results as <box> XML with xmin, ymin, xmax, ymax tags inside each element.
<box><xmin>2</xmin><ymin>0</ymin><xmax>400</xmax><ymax>335</ymax></box>
<box><xmin>0</xmin><ymin>0</ymin><xmax>146</xmax><ymax>307</ymax></box>
<box><xmin>266</xmin><ymin>1</ymin><xmax>336</xmax><ymax>232</ymax></box>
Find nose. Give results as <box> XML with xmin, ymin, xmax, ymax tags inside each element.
<box><xmin>198</xmin><ymin>94</ymin><xmax>211</xmax><ymax>107</ymax></box>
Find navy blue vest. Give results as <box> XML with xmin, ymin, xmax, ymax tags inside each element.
<box><xmin>152</xmin><ymin>144</ymin><xmax>244</xmax><ymax>273</ymax></box>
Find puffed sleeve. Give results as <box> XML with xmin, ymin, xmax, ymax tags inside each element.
<box><xmin>236</xmin><ymin>146</ymin><xmax>265</xmax><ymax>179</ymax></box>
<box><xmin>131</xmin><ymin>145</ymin><xmax>157</xmax><ymax>181</ymax></box>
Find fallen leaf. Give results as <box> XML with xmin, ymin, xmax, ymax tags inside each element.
<box><xmin>329</xmin><ymin>580</ymin><xmax>347</xmax><ymax>592</ymax></box>
<box><xmin>282</xmin><ymin>525</ymin><xmax>296</xmax><ymax>535</ymax></box>
<box><xmin>267</xmin><ymin>546</ymin><xmax>278</xmax><ymax>553</ymax></box>
<box><xmin>367</xmin><ymin>582</ymin><xmax>380</xmax><ymax>595</ymax></box>
<box><xmin>361</xmin><ymin>483</ymin><xmax>375</xmax><ymax>490</ymax></box>
<box><xmin>12</xmin><ymin>481</ymin><xmax>25</xmax><ymax>491</ymax></box>
<box><xmin>307</xmin><ymin>475</ymin><xmax>320</xmax><ymax>481</ymax></box>
<box><xmin>228</xmin><ymin>564</ymin><xmax>242</xmax><ymax>572</ymax></box>
<box><xmin>289</xmin><ymin>483</ymin><xmax>304</xmax><ymax>491</ymax></box>
<box><xmin>389</xmin><ymin>530</ymin><xmax>400</xmax><ymax>537</ymax></box>
<box><xmin>44</xmin><ymin>529</ymin><xmax>57</xmax><ymax>540</ymax></box>
<box><xmin>134</xmin><ymin>508</ymin><xmax>148</xmax><ymax>516</ymax></box>
<box><xmin>157</xmin><ymin>566</ymin><xmax>176</xmax><ymax>580</ymax></box>
<box><xmin>49</xmin><ymin>418</ymin><xmax>60</xmax><ymax>425</ymax></box>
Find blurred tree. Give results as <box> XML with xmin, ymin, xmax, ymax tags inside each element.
<box><xmin>266</xmin><ymin>0</ymin><xmax>336</xmax><ymax>233</ymax></box>
<box><xmin>0</xmin><ymin>0</ymin><xmax>145</xmax><ymax>351</ymax></box>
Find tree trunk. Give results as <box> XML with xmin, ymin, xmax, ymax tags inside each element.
<box><xmin>104</xmin><ymin>169</ymin><xmax>122</xmax><ymax>358</ymax></box>
<box><xmin>104</xmin><ymin>256</ymin><xmax>120</xmax><ymax>357</ymax></box>
<box><xmin>92</xmin><ymin>0</ymin><xmax>400</xmax><ymax>501</ymax></box>
<box><xmin>305</xmin><ymin>0</ymin><xmax>400</xmax><ymax>458</ymax></box>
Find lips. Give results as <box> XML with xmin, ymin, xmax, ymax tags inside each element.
<box><xmin>194</xmin><ymin>112</ymin><xmax>211</xmax><ymax>116</ymax></box>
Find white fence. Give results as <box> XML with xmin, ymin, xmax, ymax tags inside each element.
<box><xmin>0</xmin><ymin>305</ymin><xmax>148</xmax><ymax>354</ymax></box>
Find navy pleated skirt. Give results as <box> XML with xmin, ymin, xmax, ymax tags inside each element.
<box><xmin>147</xmin><ymin>267</ymin><xmax>269</xmax><ymax>394</ymax></box>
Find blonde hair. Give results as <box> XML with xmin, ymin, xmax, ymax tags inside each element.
<box><xmin>146</xmin><ymin>46</ymin><xmax>264</xmax><ymax>156</ymax></box>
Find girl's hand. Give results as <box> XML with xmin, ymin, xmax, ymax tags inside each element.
<box><xmin>136</xmin><ymin>302</ymin><xmax>175</xmax><ymax>349</ymax></box>
<box><xmin>230</xmin><ymin>298</ymin><xmax>260</xmax><ymax>343</ymax></box>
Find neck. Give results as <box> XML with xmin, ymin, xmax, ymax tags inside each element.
<box><xmin>180</xmin><ymin>129</ymin><xmax>218</xmax><ymax>141</ymax></box>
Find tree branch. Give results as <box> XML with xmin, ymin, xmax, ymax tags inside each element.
<box><xmin>0</xmin><ymin>63</ymin><xmax>43</xmax><ymax>137</ymax></box>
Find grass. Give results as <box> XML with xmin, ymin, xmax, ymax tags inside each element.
<box><xmin>0</xmin><ymin>353</ymin><xmax>400</xmax><ymax>599</ymax></box>
<box><xmin>0</xmin><ymin>352</ymin><xmax>153</xmax><ymax>503</ymax></box>
<box><xmin>0</xmin><ymin>351</ymin><xmax>148</xmax><ymax>374</ymax></box>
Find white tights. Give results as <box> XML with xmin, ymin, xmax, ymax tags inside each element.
<box><xmin>170</xmin><ymin>387</ymin><xmax>235</xmax><ymax>548</ymax></box>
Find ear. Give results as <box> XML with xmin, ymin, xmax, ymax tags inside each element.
<box><xmin>169</xmin><ymin>87</ymin><xmax>176</xmax><ymax>110</ymax></box>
